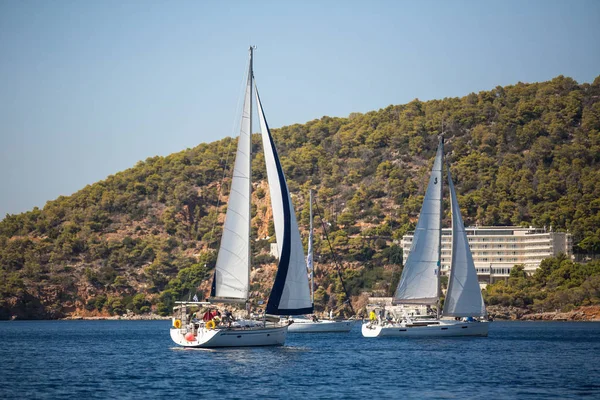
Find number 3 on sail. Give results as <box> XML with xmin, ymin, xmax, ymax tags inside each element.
<box><xmin>361</xmin><ymin>137</ymin><xmax>489</xmax><ymax>338</ymax></box>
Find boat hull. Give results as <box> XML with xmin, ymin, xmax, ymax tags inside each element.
<box><xmin>288</xmin><ymin>319</ymin><xmax>353</xmax><ymax>333</ymax></box>
<box><xmin>170</xmin><ymin>325</ymin><xmax>287</xmax><ymax>348</ymax></box>
<box><xmin>361</xmin><ymin>320</ymin><xmax>489</xmax><ymax>338</ymax></box>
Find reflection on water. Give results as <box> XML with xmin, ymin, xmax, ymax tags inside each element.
<box><xmin>171</xmin><ymin>343</ymin><xmax>310</xmax><ymax>377</ymax></box>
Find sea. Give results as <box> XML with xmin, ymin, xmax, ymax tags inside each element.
<box><xmin>0</xmin><ymin>320</ymin><xmax>599</xmax><ymax>399</ymax></box>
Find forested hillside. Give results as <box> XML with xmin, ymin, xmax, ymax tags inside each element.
<box><xmin>484</xmin><ymin>255</ymin><xmax>600</xmax><ymax>315</ymax></box>
<box><xmin>1</xmin><ymin>75</ymin><xmax>599</xmax><ymax>319</ymax></box>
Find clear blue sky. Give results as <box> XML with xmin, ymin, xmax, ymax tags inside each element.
<box><xmin>1</xmin><ymin>0</ymin><xmax>599</xmax><ymax>218</ymax></box>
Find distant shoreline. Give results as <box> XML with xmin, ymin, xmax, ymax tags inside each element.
<box><xmin>3</xmin><ymin>313</ymin><xmax>171</xmax><ymax>321</ymax></box>
<box><xmin>488</xmin><ymin>305</ymin><xmax>600</xmax><ymax>322</ymax></box>
<box><xmin>4</xmin><ymin>317</ymin><xmax>599</xmax><ymax>322</ymax></box>
<box><xmin>4</xmin><ymin>305</ymin><xmax>600</xmax><ymax>322</ymax></box>
<box><xmin>61</xmin><ymin>313</ymin><xmax>170</xmax><ymax>321</ymax></box>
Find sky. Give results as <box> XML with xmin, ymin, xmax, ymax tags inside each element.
<box><xmin>1</xmin><ymin>0</ymin><xmax>599</xmax><ymax>218</ymax></box>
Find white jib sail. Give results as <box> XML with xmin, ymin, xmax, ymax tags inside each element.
<box><xmin>308</xmin><ymin>190</ymin><xmax>314</xmax><ymax>302</ymax></box>
<box><xmin>255</xmin><ymin>85</ymin><xmax>312</xmax><ymax>313</ymax></box>
<box><xmin>443</xmin><ymin>168</ymin><xmax>487</xmax><ymax>317</ymax></box>
<box><xmin>394</xmin><ymin>139</ymin><xmax>444</xmax><ymax>305</ymax></box>
<box><xmin>212</xmin><ymin>54</ymin><xmax>253</xmax><ymax>301</ymax></box>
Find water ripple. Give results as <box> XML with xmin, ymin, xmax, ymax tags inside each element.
<box><xmin>0</xmin><ymin>320</ymin><xmax>599</xmax><ymax>399</ymax></box>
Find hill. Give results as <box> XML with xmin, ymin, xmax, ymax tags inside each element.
<box><xmin>1</xmin><ymin>75</ymin><xmax>599</xmax><ymax>319</ymax></box>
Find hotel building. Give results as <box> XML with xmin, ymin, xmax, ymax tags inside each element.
<box><xmin>401</xmin><ymin>226</ymin><xmax>572</xmax><ymax>284</ymax></box>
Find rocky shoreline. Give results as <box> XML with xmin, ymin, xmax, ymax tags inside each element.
<box><xmin>61</xmin><ymin>312</ymin><xmax>170</xmax><ymax>321</ymax></box>
<box><xmin>7</xmin><ymin>305</ymin><xmax>600</xmax><ymax>322</ymax></box>
<box><xmin>488</xmin><ymin>305</ymin><xmax>600</xmax><ymax>322</ymax></box>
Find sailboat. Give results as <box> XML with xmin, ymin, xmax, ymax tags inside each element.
<box><xmin>170</xmin><ymin>46</ymin><xmax>313</xmax><ymax>348</ymax></box>
<box><xmin>287</xmin><ymin>189</ymin><xmax>354</xmax><ymax>333</ymax></box>
<box><xmin>362</xmin><ymin>137</ymin><xmax>489</xmax><ymax>338</ymax></box>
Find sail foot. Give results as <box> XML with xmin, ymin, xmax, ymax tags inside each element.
<box><xmin>392</xmin><ymin>297</ymin><xmax>438</xmax><ymax>306</ymax></box>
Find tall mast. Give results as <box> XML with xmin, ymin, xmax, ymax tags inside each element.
<box><xmin>437</xmin><ymin>134</ymin><xmax>444</xmax><ymax>319</ymax></box>
<box><xmin>309</xmin><ymin>189</ymin><xmax>314</xmax><ymax>304</ymax></box>
<box><xmin>247</xmin><ymin>45</ymin><xmax>254</xmax><ymax>305</ymax></box>
<box><xmin>211</xmin><ymin>46</ymin><xmax>256</xmax><ymax>303</ymax></box>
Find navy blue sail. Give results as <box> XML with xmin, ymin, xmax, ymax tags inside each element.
<box><xmin>255</xmin><ymin>87</ymin><xmax>313</xmax><ymax>316</ymax></box>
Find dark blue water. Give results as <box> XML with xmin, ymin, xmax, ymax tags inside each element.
<box><xmin>1</xmin><ymin>321</ymin><xmax>599</xmax><ymax>399</ymax></box>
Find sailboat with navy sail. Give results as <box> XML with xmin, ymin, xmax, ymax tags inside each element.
<box><xmin>362</xmin><ymin>137</ymin><xmax>489</xmax><ymax>338</ymax></box>
<box><xmin>170</xmin><ymin>47</ymin><xmax>313</xmax><ymax>347</ymax></box>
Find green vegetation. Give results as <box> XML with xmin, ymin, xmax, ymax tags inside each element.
<box><xmin>1</xmin><ymin>75</ymin><xmax>599</xmax><ymax>319</ymax></box>
<box><xmin>483</xmin><ymin>256</ymin><xmax>600</xmax><ymax>312</ymax></box>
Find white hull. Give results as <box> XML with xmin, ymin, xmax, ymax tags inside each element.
<box><xmin>288</xmin><ymin>319</ymin><xmax>353</xmax><ymax>333</ymax></box>
<box><xmin>361</xmin><ymin>320</ymin><xmax>489</xmax><ymax>338</ymax></box>
<box><xmin>170</xmin><ymin>325</ymin><xmax>287</xmax><ymax>348</ymax></box>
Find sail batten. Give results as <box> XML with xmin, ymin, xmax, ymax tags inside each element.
<box><xmin>442</xmin><ymin>168</ymin><xmax>487</xmax><ymax>317</ymax></box>
<box><xmin>393</xmin><ymin>139</ymin><xmax>444</xmax><ymax>305</ymax></box>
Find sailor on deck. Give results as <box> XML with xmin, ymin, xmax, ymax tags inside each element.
<box><xmin>369</xmin><ymin>310</ymin><xmax>377</xmax><ymax>324</ymax></box>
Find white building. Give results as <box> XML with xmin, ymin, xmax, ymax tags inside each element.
<box><xmin>401</xmin><ymin>226</ymin><xmax>572</xmax><ymax>284</ymax></box>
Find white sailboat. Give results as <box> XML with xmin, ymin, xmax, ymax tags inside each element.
<box><xmin>362</xmin><ymin>137</ymin><xmax>489</xmax><ymax>338</ymax></box>
<box><xmin>170</xmin><ymin>47</ymin><xmax>313</xmax><ymax>348</ymax></box>
<box><xmin>287</xmin><ymin>189</ymin><xmax>354</xmax><ymax>333</ymax></box>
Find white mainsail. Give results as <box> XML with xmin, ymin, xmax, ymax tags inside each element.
<box><xmin>393</xmin><ymin>139</ymin><xmax>444</xmax><ymax>305</ymax></box>
<box><xmin>443</xmin><ymin>168</ymin><xmax>487</xmax><ymax>317</ymax></box>
<box><xmin>255</xmin><ymin>86</ymin><xmax>313</xmax><ymax>315</ymax></box>
<box><xmin>211</xmin><ymin>49</ymin><xmax>253</xmax><ymax>301</ymax></box>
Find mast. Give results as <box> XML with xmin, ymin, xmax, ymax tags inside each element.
<box><xmin>393</xmin><ymin>137</ymin><xmax>444</xmax><ymax>306</ymax></box>
<box><xmin>312</xmin><ymin>196</ymin><xmax>356</xmax><ymax>316</ymax></box>
<box><xmin>309</xmin><ymin>189</ymin><xmax>314</xmax><ymax>304</ymax></box>
<box><xmin>247</xmin><ymin>45</ymin><xmax>254</xmax><ymax>303</ymax></box>
<box><xmin>210</xmin><ymin>46</ymin><xmax>255</xmax><ymax>303</ymax></box>
<box><xmin>437</xmin><ymin>135</ymin><xmax>444</xmax><ymax>319</ymax></box>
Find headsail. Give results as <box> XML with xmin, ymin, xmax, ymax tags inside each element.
<box><xmin>255</xmin><ymin>85</ymin><xmax>313</xmax><ymax>316</ymax></box>
<box><xmin>393</xmin><ymin>138</ymin><xmax>444</xmax><ymax>305</ymax></box>
<box><xmin>442</xmin><ymin>167</ymin><xmax>487</xmax><ymax>317</ymax></box>
<box><xmin>211</xmin><ymin>48</ymin><xmax>253</xmax><ymax>302</ymax></box>
<box><xmin>308</xmin><ymin>189</ymin><xmax>314</xmax><ymax>303</ymax></box>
